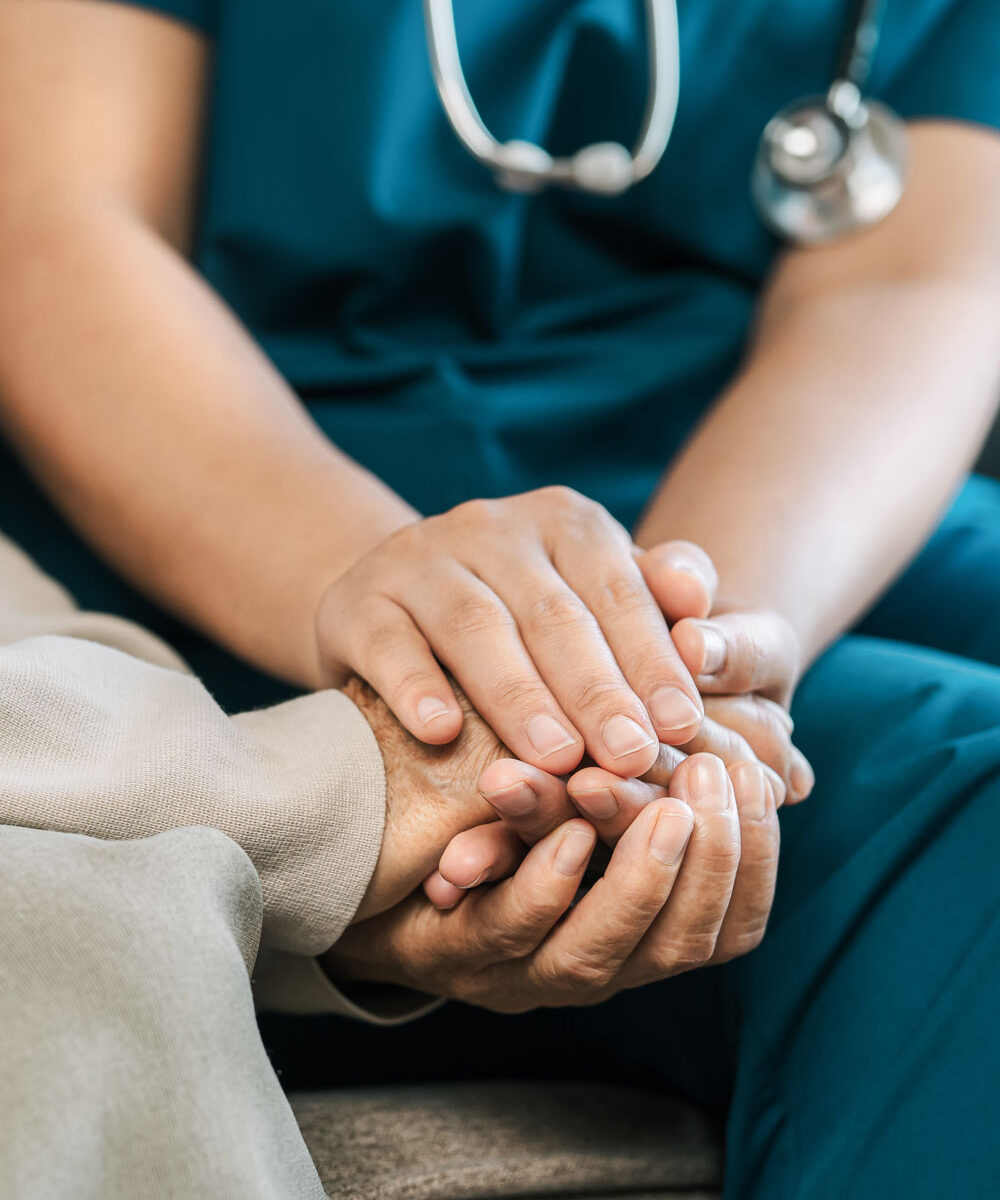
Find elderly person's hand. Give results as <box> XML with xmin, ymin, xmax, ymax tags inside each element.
<box><xmin>325</xmin><ymin>750</ymin><xmax>776</xmax><ymax>1011</ymax></box>
<box><xmin>346</xmin><ymin>677</ymin><xmax>504</xmax><ymax>923</ymax></box>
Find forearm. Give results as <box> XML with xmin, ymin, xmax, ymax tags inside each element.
<box><xmin>636</xmin><ymin>278</ymin><xmax>1000</xmax><ymax>668</ymax></box>
<box><xmin>0</xmin><ymin>198</ymin><xmax>416</xmax><ymax>686</ymax></box>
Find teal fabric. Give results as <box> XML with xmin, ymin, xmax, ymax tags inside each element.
<box><xmin>6</xmin><ymin>0</ymin><xmax>1000</xmax><ymax>708</ymax></box>
<box><xmin>168</xmin><ymin>0</ymin><xmax>1000</xmax><ymax>526</ymax></box>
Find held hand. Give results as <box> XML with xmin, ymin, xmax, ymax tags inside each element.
<box><xmin>316</xmin><ymin>489</ymin><xmax>711</xmax><ymax>778</ymax></box>
<box><xmin>639</xmin><ymin>546</ymin><xmax>812</xmax><ymax>800</ymax></box>
<box><xmin>425</xmin><ymin>605</ymin><xmax>812</xmax><ymax>909</ymax></box>
<box><xmin>346</xmin><ymin>678</ymin><xmax>505</xmax><ymax>923</ymax></box>
<box><xmin>326</xmin><ymin>753</ymin><xmax>778</xmax><ymax>1012</ymax></box>
<box><xmin>670</xmin><ymin>609</ymin><xmax>813</xmax><ymax>800</ymax></box>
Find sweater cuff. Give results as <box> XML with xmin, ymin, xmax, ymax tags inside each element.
<box><xmin>252</xmin><ymin>950</ymin><xmax>444</xmax><ymax>1025</ymax></box>
<box><xmin>232</xmin><ymin>688</ymin><xmax>388</xmax><ymax>957</ymax></box>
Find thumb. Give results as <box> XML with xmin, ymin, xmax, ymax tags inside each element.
<box><xmin>637</xmin><ymin>540</ymin><xmax>719</xmax><ymax>623</ymax></box>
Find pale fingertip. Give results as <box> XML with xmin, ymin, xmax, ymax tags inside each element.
<box><xmin>438</xmin><ymin>846</ymin><xmax>491</xmax><ymax>889</ymax></box>
<box><xmin>763</xmin><ymin>764</ymin><xmax>787</xmax><ymax>808</ymax></box>
<box><xmin>423</xmin><ymin>871</ymin><xmax>466</xmax><ymax>910</ymax></box>
<box><xmin>643</xmin><ymin>542</ymin><xmax>719</xmax><ymax>616</ymax></box>
<box><xmin>774</xmin><ymin>705</ymin><xmax>795</xmax><ymax>735</ymax></box>
<box><xmin>788</xmin><ymin>748</ymin><xmax>815</xmax><ymax>803</ymax></box>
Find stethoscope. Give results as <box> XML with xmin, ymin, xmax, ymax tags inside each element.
<box><xmin>423</xmin><ymin>0</ymin><xmax>908</xmax><ymax>245</ymax></box>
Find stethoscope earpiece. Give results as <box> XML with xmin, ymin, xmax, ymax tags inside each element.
<box><xmin>751</xmin><ymin>81</ymin><xmax>908</xmax><ymax>244</ymax></box>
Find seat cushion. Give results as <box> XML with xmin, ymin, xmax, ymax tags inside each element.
<box><xmin>289</xmin><ymin>1080</ymin><xmax>722</xmax><ymax>1200</ymax></box>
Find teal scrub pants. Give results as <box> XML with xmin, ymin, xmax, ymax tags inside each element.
<box><xmin>261</xmin><ymin>474</ymin><xmax>1000</xmax><ymax>1198</ymax></box>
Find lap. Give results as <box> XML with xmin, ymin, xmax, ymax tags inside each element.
<box><xmin>264</xmin><ymin>633</ymin><xmax>1000</xmax><ymax>1199</ymax></box>
<box><xmin>719</xmin><ymin>635</ymin><xmax>1000</xmax><ymax>1197</ymax></box>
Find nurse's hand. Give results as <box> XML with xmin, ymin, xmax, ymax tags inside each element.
<box><xmin>638</xmin><ymin>550</ymin><xmax>812</xmax><ymax>802</ymax></box>
<box><xmin>668</xmin><ymin>608</ymin><xmax>813</xmax><ymax>802</ymax></box>
<box><xmin>315</xmin><ymin>488</ymin><xmax>711</xmax><ymax>777</ymax></box>
<box><xmin>423</xmin><ymin>604</ymin><xmax>810</xmax><ymax>909</ymax></box>
<box><xmin>325</xmin><ymin>753</ymin><xmax>777</xmax><ymax>1012</ymax></box>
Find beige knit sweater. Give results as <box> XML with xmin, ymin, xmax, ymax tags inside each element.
<box><xmin>0</xmin><ymin>529</ymin><xmax>404</xmax><ymax>1020</ymax></box>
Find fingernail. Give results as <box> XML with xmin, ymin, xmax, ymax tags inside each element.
<box><xmin>555</xmin><ymin>828</ymin><xmax>595</xmax><ymax>876</ymax></box>
<box><xmin>737</xmin><ymin>764</ymin><xmax>768</xmax><ymax>821</ymax></box>
<box><xmin>480</xmin><ymin>781</ymin><xmax>538</xmax><ymax>818</ymax></box>
<box><xmin>696</xmin><ymin>624</ymin><xmax>727</xmax><ymax>675</ymax></box>
<box><xmin>649</xmin><ymin>808</ymin><xmax>693</xmax><ymax>865</ymax></box>
<box><xmin>574</xmin><ymin>787</ymin><xmax>618</xmax><ymax>821</ymax></box>
<box><xmin>460</xmin><ymin>868</ymin><xmax>489</xmax><ymax>890</ymax></box>
<box><xmin>602</xmin><ymin>714</ymin><xmax>657</xmax><ymax>761</ymax></box>
<box><xmin>689</xmin><ymin>756</ymin><xmax>732</xmax><ymax>811</ymax></box>
<box><xmin>789</xmin><ymin>752</ymin><xmax>815</xmax><ymax>801</ymax></box>
<box><xmin>526</xmin><ymin>714</ymin><xmax>577</xmax><ymax>759</ymax></box>
<box><xmin>648</xmin><ymin>686</ymin><xmax>701</xmax><ymax>732</ymax></box>
<box><xmin>417</xmin><ymin>697</ymin><xmax>453</xmax><ymax>727</ymax></box>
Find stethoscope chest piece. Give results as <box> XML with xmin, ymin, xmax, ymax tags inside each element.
<box><xmin>751</xmin><ymin>80</ymin><xmax>908</xmax><ymax>245</ymax></box>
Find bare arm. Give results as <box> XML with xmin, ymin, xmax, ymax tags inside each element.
<box><xmin>0</xmin><ymin>1</ymin><xmax>416</xmax><ymax>688</ymax></box>
<box><xmin>0</xmin><ymin>1</ymin><xmax>711</xmax><ymax>772</ymax></box>
<box><xmin>635</xmin><ymin>122</ymin><xmax>1000</xmax><ymax>670</ymax></box>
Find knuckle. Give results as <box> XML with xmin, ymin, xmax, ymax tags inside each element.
<box><xmin>488</xmin><ymin>921</ymin><xmax>540</xmax><ymax>960</ymax></box>
<box><xmin>535</xmin><ymin>947</ymin><xmax>615</xmax><ymax>995</ymax></box>
<box><xmin>524</xmin><ymin>589</ymin><xmax>591</xmax><ymax>635</ymax></box>
<box><xmin>538</xmin><ymin>486</ymin><xmax>619</xmax><ymax>533</ymax></box>
<box><xmin>709</xmin><ymin>724</ymin><xmax>751</xmax><ymax>763</ymax></box>
<box><xmin>386</xmin><ymin>663</ymin><xmax>442</xmax><ymax>706</ymax></box>
<box><xmin>538</xmin><ymin>484</ymin><xmax>589</xmax><ymax>512</ymax></box>
<box><xmin>446</xmin><ymin>593</ymin><xmax>512</xmax><ymax>639</ymax></box>
<box><xmin>589</xmin><ymin>571</ymin><xmax>651</xmax><ymax>619</ymax></box>
<box><xmin>700</xmin><ymin>839</ymin><xmax>743</xmax><ymax>879</ymax></box>
<box><xmin>651</xmin><ymin>932</ymin><xmax>717</xmax><ymax>974</ymax></box>
<box><xmin>451</xmin><ymin>497</ymin><xmax>498</xmax><ymax>528</ymax></box>
<box><xmin>488</xmin><ymin>671</ymin><xmax>551</xmax><ymax>716</ymax></box>
<box><xmin>349</xmin><ymin>616</ymin><xmax>410</xmax><ymax>665</ymax></box>
<box><xmin>570</xmin><ymin>671</ymin><xmax>630</xmax><ymax>714</ymax></box>
<box><xmin>384</xmin><ymin>520</ymin><xmax>426</xmax><ymax>557</ymax></box>
<box><xmin>714</xmin><ymin>920</ymin><xmax>769</xmax><ymax>964</ymax></box>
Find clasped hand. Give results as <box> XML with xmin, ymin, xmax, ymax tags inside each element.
<box><xmin>321</xmin><ymin>489</ymin><xmax>811</xmax><ymax>1011</ymax></box>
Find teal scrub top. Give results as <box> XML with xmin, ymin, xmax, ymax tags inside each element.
<box><xmin>3</xmin><ymin>0</ymin><xmax>999</xmax><ymax>705</ymax></box>
<box><xmin>96</xmin><ymin>0</ymin><xmax>1000</xmax><ymax>523</ymax></box>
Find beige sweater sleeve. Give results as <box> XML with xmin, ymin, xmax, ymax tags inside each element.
<box><xmin>0</xmin><ymin>531</ymin><xmax>431</xmax><ymax>1022</ymax></box>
